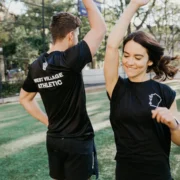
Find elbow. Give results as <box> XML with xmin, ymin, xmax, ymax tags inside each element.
<box><xmin>173</xmin><ymin>141</ymin><xmax>180</xmax><ymax>146</ymax></box>
<box><xmin>173</xmin><ymin>142</ymin><xmax>180</xmax><ymax>146</ymax></box>
<box><xmin>91</xmin><ymin>23</ymin><xmax>107</xmax><ymax>41</ymax></box>
<box><xmin>97</xmin><ymin>28</ymin><xmax>107</xmax><ymax>41</ymax></box>
<box><xmin>106</xmin><ymin>44</ymin><xmax>119</xmax><ymax>51</ymax></box>
<box><xmin>97</xmin><ymin>23</ymin><xmax>107</xmax><ymax>38</ymax></box>
<box><xmin>171</xmin><ymin>137</ymin><xmax>180</xmax><ymax>146</ymax></box>
<box><xmin>19</xmin><ymin>96</ymin><xmax>24</xmax><ymax>106</ymax></box>
<box><xmin>102</xmin><ymin>24</ymin><xmax>107</xmax><ymax>37</ymax></box>
<box><xmin>19</xmin><ymin>95</ymin><xmax>27</xmax><ymax>106</ymax></box>
<box><xmin>106</xmin><ymin>34</ymin><xmax>122</xmax><ymax>49</ymax></box>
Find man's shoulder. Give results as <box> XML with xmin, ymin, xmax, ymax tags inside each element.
<box><xmin>30</xmin><ymin>54</ymin><xmax>44</xmax><ymax>68</ymax></box>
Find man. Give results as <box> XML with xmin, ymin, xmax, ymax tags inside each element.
<box><xmin>19</xmin><ymin>0</ymin><xmax>106</xmax><ymax>180</ymax></box>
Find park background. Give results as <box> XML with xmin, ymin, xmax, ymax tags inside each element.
<box><xmin>0</xmin><ymin>0</ymin><xmax>180</xmax><ymax>179</ymax></box>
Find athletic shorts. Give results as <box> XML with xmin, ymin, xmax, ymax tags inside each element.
<box><xmin>46</xmin><ymin>136</ymin><xmax>98</xmax><ymax>180</ymax></box>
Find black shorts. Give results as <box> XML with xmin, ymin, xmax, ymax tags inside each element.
<box><xmin>46</xmin><ymin>136</ymin><xmax>98</xmax><ymax>180</ymax></box>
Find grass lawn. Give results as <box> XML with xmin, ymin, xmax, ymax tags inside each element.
<box><xmin>0</xmin><ymin>81</ymin><xmax>180</xmax><ymax>180</ymax></box>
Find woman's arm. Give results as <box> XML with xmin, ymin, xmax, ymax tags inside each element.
<box><xmin>104</xmin><ymin>0</ymin><xmax>150</xmax><ymax>98</ymax></box>
<box><xmin>152</xmin><ymin>101</ymin><xmax>180</xmax><ymax>146</ymax></box>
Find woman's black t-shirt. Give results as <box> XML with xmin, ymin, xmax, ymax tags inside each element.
<box><xmin>108</xmin><ymin>77</ymin><xmax>176</xmax><ymax>180</ymax></box>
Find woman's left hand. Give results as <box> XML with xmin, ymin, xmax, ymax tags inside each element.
<box><xmin>152</xmin><ymin>107</ymin><xmax>178</xmax><ymax>130</ymax></box>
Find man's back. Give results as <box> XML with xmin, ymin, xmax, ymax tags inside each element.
<box><xmin>23</xmin><ymin>41</ymin><xmax>94</xmax><ymax>138</ymax></box>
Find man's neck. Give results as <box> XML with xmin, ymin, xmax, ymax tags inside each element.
<box><xmin>48</xmin><ymin>40</ymin><xmax>69</xmax><ymax>54</ymax></box>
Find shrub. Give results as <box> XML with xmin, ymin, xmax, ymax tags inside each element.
<box><xmin>0</xmin><ymin>81</ymin><xmax>24</xmax><ymax>98</ymax></box>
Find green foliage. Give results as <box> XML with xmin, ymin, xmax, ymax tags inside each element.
<box><xmin>177</xmin><ymin>99</ymin><xmax>180</xmax><ymax>112</ymax></box>
<box><xmin>1</xmin><ymin>81</ymin><xmax>24</xmax><ymax>98</ymax></box>
<box><xmin>1</xmin><ymin>0</ymin><xmax>180</xmax><ymax>70</ymax></box>
<box><xmin>1</xmin><ymin>0</ymin><xmax>79</xmax><ymax>71</ymax></box>
<box><xmin>3</xmin><ymin>42</ymin><xmax>16</xmax><ymax>57</ymax></box>
<box><xmin>0</xmin><ymin>26</ymin><xmax>10</xmax><ymax>43</ymax></box>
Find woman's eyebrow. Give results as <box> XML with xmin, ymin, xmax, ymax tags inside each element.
<box><xmin>124</xmin><ymin>51</ymin><xmax>144</xmax><ymax>57</ymax></box>
<box><xmin>135</xmin><ymin>54</ymin><xmax>144</xmax><ymax>57</ymax></box>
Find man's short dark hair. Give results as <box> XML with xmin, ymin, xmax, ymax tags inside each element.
<box><xmin>50</xmin><ymin>12</ymin><xmax>81</xmax><ymax>43</ymax></box>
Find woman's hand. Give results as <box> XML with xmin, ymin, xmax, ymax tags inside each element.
<box><xmin>131</xmin><ymin>0</ymin><xmax>150</xmax><ymax>7</ymax></box>
<box><xmin>152</xmin><ymin>107</ymin><xmax>178</xmax><ymax>130</ymax></box>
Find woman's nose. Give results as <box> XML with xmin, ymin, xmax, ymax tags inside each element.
<box><xmin>127</xmin><ymin>58</ymin><xmax>134</xmax><ymax>65</ymax></box>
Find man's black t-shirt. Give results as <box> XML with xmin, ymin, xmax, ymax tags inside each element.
<box><xmin>22</xmin><ymin>40</ymin><xmax>94</xmax><ymax>139</ymax></box>
<box><xmin>108</xmin><ymin>77</ymin><xmax>176</xmax><ymax>179</ymax></box>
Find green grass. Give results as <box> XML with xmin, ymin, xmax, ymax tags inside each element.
<box><xmin>95</xmin><ymin>127</ymin><xmax>116</xmax><ymax>180</ymax></box>
<box><xmin>177</xmin><ymin>99</ymin><xmax>180</xmax><ymax>112</ymax></box>
<box><xmin>86</xmin><ymin>91</ymin><xmax>110</xmax><ymax>123</ymax></box>
<box><xmin>0</xmin><ymin>102</ymin><xmax>47</xmax><ymax>144</ymax></box>
<box><xmin>0</xmin><ymin>142</ymin><xmax>49</xmax><ymax>180</ymax></box>
<box><xmin>0</xmin><ymin>81</ymin><xmax>180</xmax><ymax>180</ymax></box>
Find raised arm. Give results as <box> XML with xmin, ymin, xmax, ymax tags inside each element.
<box><xmin>104</xmin><ymin>0</ymin><xmax>150</xmax><ymax>98</ymax></box>
<box><xmin>83</xmin><ymin>0</ymin><xmax>106</xmax><ymax>57</ymax></box>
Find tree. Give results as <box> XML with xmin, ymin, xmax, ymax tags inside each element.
<box><xmin>2</xmin><ymin>0</ymin><xmax>179</xmax><ymax>72</ymax></box>
<box><xmin>146</xmin><ymin>0</ymin><xmax>180</xmax><ymax>56</ymax></box>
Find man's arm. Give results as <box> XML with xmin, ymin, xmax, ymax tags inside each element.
<box><xmin>83</xmin><ymin>0</ymin><xmax>106</xmax><ymax>57</ymax></box>
<box><xmin>19</xmin><ymin>89</ymin><xmax>48</xmax><ymax>126</ymax></box>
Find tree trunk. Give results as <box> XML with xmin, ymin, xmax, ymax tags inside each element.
<box><xmin>0</xmin><ymin>54</ymin><xmax>5</xmax><ymax>81</ymax></box>
<box><xmin>91</xmin><ymin>60</ymin><xmax>96</xmax><ymax>69</ymax></box>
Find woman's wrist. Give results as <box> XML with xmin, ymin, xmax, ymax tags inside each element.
<box><xmin>170</xmin><ymin>118</ymin><xmax>180</xmax><ymax>131</ymax></box>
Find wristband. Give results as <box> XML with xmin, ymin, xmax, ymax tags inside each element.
<box><xmin>175</xmin><ymin>118</ymin><xmax>180</xmax><ymax>126</ymax></box>
<box><xmin>171</xmin><ymin>118</ymin><xmax>180</xmax><ymax>131</ymax></box>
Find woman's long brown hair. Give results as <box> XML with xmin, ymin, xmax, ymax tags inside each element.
<box><xmin>123</xmin><ymin>31</ymin><xmax>179</xmax><ymax>81</ymax></box>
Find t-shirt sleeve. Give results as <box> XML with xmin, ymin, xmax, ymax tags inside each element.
<box><xmin>22</xmin><ymin>67</ymin><xmax>38</xmax><ymax>92</ymax></box>
<box><xmin>161</xmin><ymin>84</ymin><xmax>176</xmax><ymax>109</ymax></box>
<box><xmin>63</xmin><ymin>40</ymin><xmax>92</xmax><ymax>72</ymax></box>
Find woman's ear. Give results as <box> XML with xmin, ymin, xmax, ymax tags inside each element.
<box><xmin>148</xmin><ymin>60</ymin><xmax>153</xmax><ymax>66</ymax></box>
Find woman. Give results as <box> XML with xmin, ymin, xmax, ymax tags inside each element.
<box><xmin>104</xmin><ymin>0</ymin><xmax>180</xmax><ymax>179</ymax></box>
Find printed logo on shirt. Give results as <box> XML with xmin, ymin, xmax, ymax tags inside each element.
<box><xmin>149</xmin><ymin>93</ymin><xmax>162</xmax><ymax>108</ymax></box>
<box><xmin>42</xmin><ymin>62</ymin><xmax>48</xmax><ymax>71</ymax></box>
<box><xmin>33</xmin><ymin>72</ymin><xmax>64</xmax><ymax>89</ymax></box>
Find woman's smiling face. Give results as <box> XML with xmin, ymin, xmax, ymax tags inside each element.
<box><xmin>122</xmin><ymin>40</ymin><xmax>153</xmax><ymax>82</ymax></box>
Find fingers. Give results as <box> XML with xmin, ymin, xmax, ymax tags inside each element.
<box><xmin>151</xmin><ymin>107</ymin><xmax>175</xmax><ymax>128</ymax></box>
<box><xmin>151</xmin><ymin>107</ymin><xmax>163</xmax><ymax>119</ymax></box>
<box><xmin>152</xmin><ymin>108</ymin><xmax>165</xmax><ymax>122</ymax></box>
